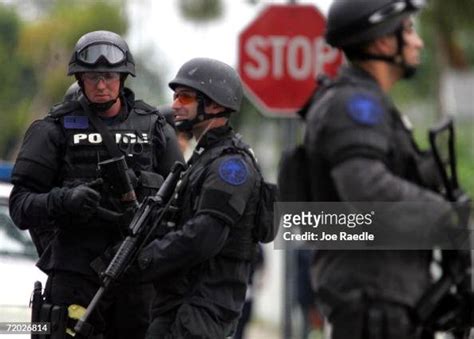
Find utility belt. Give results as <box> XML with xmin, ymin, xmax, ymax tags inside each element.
<box><xmin>31</xmin><ymin>281</ymin><xmax>94</xmax><ymax>339</ymax></box>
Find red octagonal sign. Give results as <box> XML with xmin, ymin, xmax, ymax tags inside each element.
<box><xmin>238</xmin><ymin>5</ymin><xmax>343</xmax><ymax>117</ymax></box>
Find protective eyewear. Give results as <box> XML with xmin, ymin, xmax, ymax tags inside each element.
<box><xmin>82</xmin><ymin>72</ymin><xmax>121</xmax><ymax>85</ymax></box>
<box><xmin>77</xmin><ymin>43</ymin><xmax>126</xmax><ymax>66</ymax></box>
<box><xmin>368</xmin><ymin>0</ymin><xmax>425</xmax><ymax>25</ymax></box>
<box><xmin>173</xmin><ymin>91</ymin><xmax>197</xmax><ymax>105</ymax></box>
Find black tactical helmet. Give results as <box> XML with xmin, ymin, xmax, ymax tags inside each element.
<box><xmin>325</xmin><ymin>0</ymin><xmax>425</xmax><ymax>48</ymax></box>
<box><xmin>68</xmin><ymin>30</ymin><xmax>135</xmax><ymax>76</ymax></box>
<box><xmin>169</xmin><ymin>58</ymin><xmax>243</xmax><ymax>112</ymax></box>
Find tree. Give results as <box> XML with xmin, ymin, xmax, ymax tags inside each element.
<box><xmin>177</xmin><ymin>0</ymin><xmax>222</xmax><ymax>23</ymax></box>
<box><xmin>0</xmin><ymin>4</ymin><xmax>35</xmax><ymax>158</ymax></box>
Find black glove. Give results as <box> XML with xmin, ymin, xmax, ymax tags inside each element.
<box><xmin>63</xmin><ymin>183</ymin><xmax>101</xmax><ymax>218</ymax></box>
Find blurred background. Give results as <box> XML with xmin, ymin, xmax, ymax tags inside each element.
<box><xmin>0</xmin><ymin>0</ymin><xmax>473</xmax><ymax>338</ymax></box>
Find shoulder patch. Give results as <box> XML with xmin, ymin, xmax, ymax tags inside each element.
<box><xmin>63</xmin><ymin>116</ymin><xmax>89</xmax><ymax>129</ymax></box>
<box><xmin>218</xmin><ymin>157</ymin><xmax>248</xmax><ymax>186</ymax></box>
<box><xmin>346</xmin><ymin>93</ymin><xmax>383</xmax><ymax>125</ymax></box>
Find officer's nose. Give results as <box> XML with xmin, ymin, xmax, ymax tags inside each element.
<box><xmin>171</xmin><ymin>97</ymin><xmax>181</xmax><ymax>109</ymax></box>
<box><xmin>414</xmin><ymin>32</ymin><xmax>424</xmax><ymax>50</ymax></box>
<box><xmin>96</xmin><ymin>78</ymin><xmax>107</xmax><ymax>89</ymax></box>
<box><xmin>171</xmin><ymin>97</ymin><xmax>185</xmax><ymax>110</ymax></box>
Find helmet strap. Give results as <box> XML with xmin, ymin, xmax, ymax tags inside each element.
<box><xmin>350</xmin><ymin>51</ymin><xmax>400</xmax><ymax>64</ymax></box>
<box><xmin>349</xmin><ymin>27</ymin><xmax>417</xmax><ymax>78</ymax></box>
<box><xmin>88</xmin><ymin>97</ymin><xmax>119</xmax><ymax>113</ymax></box>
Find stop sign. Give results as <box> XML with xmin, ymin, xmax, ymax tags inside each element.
<box><xmin>238</xmin><ymin>5</ymin><xmax>343</xmax><ymax>117</ymax></box>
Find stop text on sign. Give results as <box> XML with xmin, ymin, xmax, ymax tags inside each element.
<box><xmin>244</xmin><ymin>35</ymin><xmax>339</xmax><ymax>80</ymax></box>
<box><xmin>238</xmin><ymin>4</ymin><xmax>343</xmax><ymax>115</ymax></box>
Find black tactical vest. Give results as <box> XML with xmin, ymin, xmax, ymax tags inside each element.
<box><xmin>48</xmin><ymin>98</ymin><xmax>163</xmax><ymax>188</ymax></box>
<box><xmin>171</xmin><ymin>135</ymin><xmax>260</xmax><ymax>261</ymax></box>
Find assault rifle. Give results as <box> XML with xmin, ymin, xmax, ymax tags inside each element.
<box><xmin>74</xmin><ymin>161</ymin><xmax>186</xmax><ymax>336</ymax></box>
<box><xmin>416</xmin><ymin>117</ymin><xmax>473</xmax><ymax>338</ymax></box>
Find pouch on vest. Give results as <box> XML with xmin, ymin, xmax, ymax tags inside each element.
<box><xmin>278</xmin><ymin>144</ymin><xmax>311</xmax><ymax>202</ymax></box>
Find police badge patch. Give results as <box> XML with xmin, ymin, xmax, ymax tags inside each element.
<box><xmin>346</xmin><ymin>94</ymin><xmax>383</xmax><ymax>126</ymax></box>
<box><xmin>64</xmin><ymin>116</ymin><xmax>89</xmax><ymax>129</ymax></box>
<box><xmin>218</xmin><ymin>158</ymin><xmax>248</xmax><ymax>186</ymax></box>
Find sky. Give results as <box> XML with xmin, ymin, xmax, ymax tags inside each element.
<box><xmin>126</xmin><ymin>0</ymin><xmax>333</xmax><ymax>102</ymax></box>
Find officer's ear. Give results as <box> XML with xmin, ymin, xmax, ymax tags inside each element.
<box><xmin>369</xmin><ymin>34</ymin><xmax>398</xmax><ymax>56</ymax></box>
<box><xmin>205</xmin><ymin>101</ymin><xmax>226</xmax><ymax>114</ymax></box>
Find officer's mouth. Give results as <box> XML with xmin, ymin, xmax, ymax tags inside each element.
<box><xmin>94</xmin><ymin>95</ymin><xmax>111</xmax><ymax>101</ymax></box>
<box><xmin>174</xmin><ymin>114</ymin><xmax>188</xmax><ymax>121</ymax></box>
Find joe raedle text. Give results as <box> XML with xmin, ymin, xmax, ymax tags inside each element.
<box><xmin>282</xmin><ymin>230</ymin><xmax>375</xmax><ymax>242</ymax></box>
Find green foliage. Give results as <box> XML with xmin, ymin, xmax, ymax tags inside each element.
<box><xmin>412</xmin><ymin>119</ymin><xmax>474</xmax><ymax>198</ymax></box>
<box><xmin>177</xmin><ymin>0</ymin><xmax>222</xmax><ymax>23</ymax></box>
<box><xmin>0</xmin><ymin>5</ymin><xmax>35</xmax><ymax>157</ymax></box>
<box><xmin>423</xmin><ymin>0</ymin><xmax>474</xmax><ymax>33</ymax></box>
<box><xmin>0</xmin><ymin>6</ymin><xmax>19</xmax><ymax>50</ymax></box>
<box><xmin>455</xmin><ymin>120</ymin><xmax>474</xmax><ymax>197</ymax></box>
<box><xmin>458</xmin><ymin>30</ymin><xmax>474</xmax><ymax>66</ymax></box>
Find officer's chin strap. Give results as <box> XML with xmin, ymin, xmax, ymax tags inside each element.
<box><xmin>88</xmin><ymin>97</ymin><xmax>119</xmax><ymax>112</ymax></box>
<box><xmin>196</xmin><ymin>118</ymin><xmax>217</xmax><ymax>145</ymax></box>
<box><xmin>351</xmin><ymin>27</ymin><xmax>417</xmax><ymax>79</ymax></box>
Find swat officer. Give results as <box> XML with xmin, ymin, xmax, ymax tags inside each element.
<box><xmin>132</xmin><ymin>58</ymin><xmax>264</xmax><ymax>338</ymax></box>
<box><xmin>304</xmin><ymin>1</ymin><xmax>459</xmax><ymax>338</ymax></box>
<box><xmin>9</xmin><ymin>30</ymin><xmax>183</xmax><ymax>338</ymax></box>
